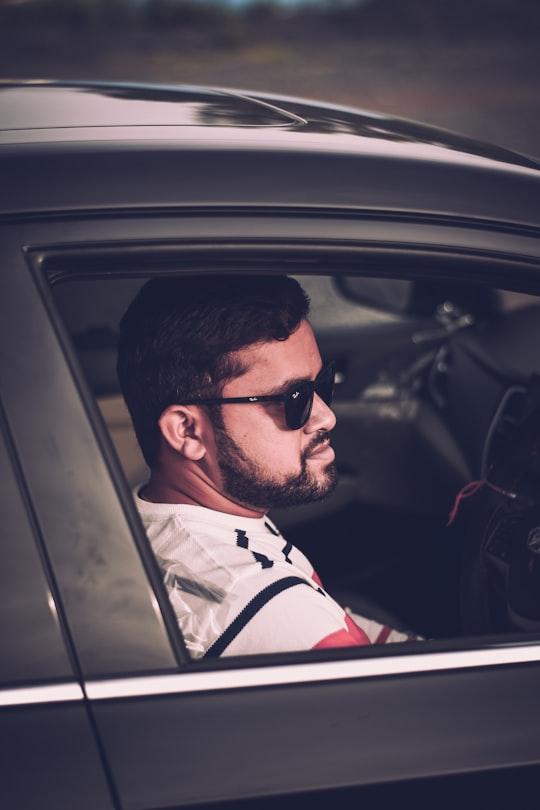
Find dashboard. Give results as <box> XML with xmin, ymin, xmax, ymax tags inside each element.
<box><xmin>431</xmin><ymin>303</ymin><xmax>540</xmax><ymax>478</ymax></box>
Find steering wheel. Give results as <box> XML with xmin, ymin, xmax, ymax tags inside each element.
<box><xmin>458</xmin><ymin>384</ymin><xmax>540</xmax><ymax>635</ymax></box>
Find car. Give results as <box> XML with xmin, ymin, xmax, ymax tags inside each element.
<box><xmin>2</xmin><ymin>79</ymin><xmax>540</xmax><ymax>808</ymax></box>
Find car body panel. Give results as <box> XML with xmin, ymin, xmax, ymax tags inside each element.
<box><xmin>90</xmin><ymin>658</ymin><xmax>540</xmax><ymax>807</ymax></box>
<box><xmin>0</xmin><ymin>82</ymin><xmax>538</xmax><ymax>229</ymax></box>
<box><xmin>2</xmin><ymin>81</ymin><xmax>540</xmax><ymax>807</ymax></box>
<box><xmin>1</xmin><ymin>700</ymin><xmax>116</xmax><ymax>810</ymax></box>
<box><xmin>3</xmin><ymin>141</ymin><xmax>539</xmax><ymax>229</ymax></box>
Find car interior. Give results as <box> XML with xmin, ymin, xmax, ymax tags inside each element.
<box><xmin>49</xmin><ymin>265</ymin><xmax>540</xmax><ymax>648</ymax></box>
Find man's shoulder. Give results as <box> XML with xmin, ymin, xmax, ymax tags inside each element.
<box><xmin>138</xmin><ymin>501</ymin><xmax>270</xmax><ymax>559</ymax></box>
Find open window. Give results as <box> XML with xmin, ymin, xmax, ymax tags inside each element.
<box><xmin>43</xmin><ymin>246</ymin><xmax>540</xmax><ymax>653</ymax></box>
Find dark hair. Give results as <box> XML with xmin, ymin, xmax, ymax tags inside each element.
<box><xmin>117</xmin><ymin>274</ymin><xmax>310</xmax><ymax>466</ymax></box>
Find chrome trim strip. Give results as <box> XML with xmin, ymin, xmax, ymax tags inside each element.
<box><xmin>0</xmin><ymin>682</ymin><xmax>84</xmax><ymax>707</ymax></box>
<box><xmin>86</xmin><ymin>643</ymin><xmax>540</xmax><ymax>700</ymax></box>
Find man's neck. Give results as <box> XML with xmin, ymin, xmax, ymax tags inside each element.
<box><xmin>141</xmin><ymin>467</ymin><xmax>265</xmax><ymax>519</ymax></box>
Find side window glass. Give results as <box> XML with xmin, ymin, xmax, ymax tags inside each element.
<box><xmin>0</xmin><ymin>404</ymin><xmax>74</xmax><ymax>685</ymax></box>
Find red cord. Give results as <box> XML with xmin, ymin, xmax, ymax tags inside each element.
<box><xmin>447</xmin><ymin>479</ymin><xmax>516</xmax><ymax>526</ymax></box>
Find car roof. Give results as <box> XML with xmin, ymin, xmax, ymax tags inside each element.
<box><xmin>0</xmin><ymin>80</ymin><xmax>536</xmax><ymax>166</ymax></box>
<box><xmin>1</xmin><ymin>80</ymin><xmax>539</xmax><ymax>224</ymax></box>
<box><xmin>0</xmin><ymin>81</ymin><xmax>306</xmax><ymax>132</ymax></box>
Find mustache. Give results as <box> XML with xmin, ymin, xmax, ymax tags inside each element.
<box><xmin>304</xmin><ymin>431</ymin><xmax>332</xmax><ymax>457</ymax></box>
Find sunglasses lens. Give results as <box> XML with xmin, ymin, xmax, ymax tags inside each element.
<box><xmin>284</xmin><ymin>364</ymin><xmax>335</xmax><ymax>430</ymax></box>
<box><xmin>316</xmin><ymin>363</ymin><xmax>335</xmax><ymax>406</ymax></box>
<box><xmin>285</xmin><ymin>383</ymin><xmax>312</xmax><ymax>430</ymax></box>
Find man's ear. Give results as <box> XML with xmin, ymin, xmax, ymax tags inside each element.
<box><xmin>158</xmin><ymin>405</ymin><xmax>207</xmax><ymax>461</ymax></box>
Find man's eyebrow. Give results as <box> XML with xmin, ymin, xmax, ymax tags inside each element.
<box><xmin>264</xmin><ymin>367</ymin><xmax>323</xmax><ymax>396</ymax></box>
<box><xmin>264</xmin><ymin>378</ymin><xmax>304</xmax><ymax>396</ymax></box>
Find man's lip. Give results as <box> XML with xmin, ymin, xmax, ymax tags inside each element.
<box><xmin>307</xmin><ymin>439</ymin><xmax>335</xmax><ymax>461</ymax></box>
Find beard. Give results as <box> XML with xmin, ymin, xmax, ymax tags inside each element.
<box><xmin>212</xmin><ymin>423</ymin><xmax>338</xmax><ymax>512</ymax></box>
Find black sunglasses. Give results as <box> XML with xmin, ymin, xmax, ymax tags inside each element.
<box><xmin>179</xmin><ymin>362</ymin><xmax>335</xmax><ymax>431</ymax></box>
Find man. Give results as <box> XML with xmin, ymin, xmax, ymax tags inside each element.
<box><xmin>117</xmin><ymin>274</ymin><xmax>415</xmax><ymax>658</ymax></box>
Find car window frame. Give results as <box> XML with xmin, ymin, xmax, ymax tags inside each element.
<box><xmin>10</xmin><ymin>209</ymin><xmax>540</xmax><ymax>689</ymax></box>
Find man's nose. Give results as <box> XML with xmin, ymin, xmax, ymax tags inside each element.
<box><xmin>306</xmin><ymin>392</ymin><xmax>336</xmax><ymax>432</ymax></box>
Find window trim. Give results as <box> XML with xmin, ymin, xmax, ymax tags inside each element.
<box><xmin>0</xmin><ymin>682</ymin><xmax>84</xmax><ymax>707</ymax></box>
<box><xmin>86</xmin><ymin>640</ymin><xmax>540</xmax><ymax>699</ymax></box>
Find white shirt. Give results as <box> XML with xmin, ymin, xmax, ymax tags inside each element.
<box><xmin>136</xmin><ymin>494</ymin><xmax>413</xmax><ymax>658</ymax></box>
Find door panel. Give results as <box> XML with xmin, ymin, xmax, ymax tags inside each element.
<box><xmin>91</xmin><ymin>659</ymin><xmax>540</xmax><ymax>808</ymax></box>
<box><xmin>1</xmin><ymin>702</ymin><xmax>116</xmax><ymax>810</ymax></box>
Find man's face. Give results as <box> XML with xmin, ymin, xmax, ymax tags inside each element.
<box><xmin>208</xmin><ymin>319</ymin><xmax>338</xmax><ymax>512</ymax></box>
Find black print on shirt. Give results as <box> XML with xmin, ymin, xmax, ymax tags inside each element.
<box><xmin>264</xmin><ymin>520</ymin><xmax>280</xmax><ymax>537</ymax></box>
<box><xmin>281</xmin><ymin>540</ymin><xmax>293</xmax><ymax>564</ymax></box>
<box><xmin>235</xmin><ymin>529</ymin><xmax>274</xmax><ymax>569</ymax></box>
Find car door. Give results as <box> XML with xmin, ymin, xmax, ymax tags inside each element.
<box><xmin>4</xmin><ymin>212</ymin><xmax>540</xmax><ymax>809</ymax></box>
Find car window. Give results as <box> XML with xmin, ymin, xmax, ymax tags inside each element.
<box><xmin>48</xmin><ymin>263</ymin><xmax>540</xmax><ymax>660</ymax></box>
<box><xmin>0</xmin><ymin>402</ymin><xmax>74</xmax><ymax>686</ymax></box>
<box><xmin>51</xmin><ymin>269</ymin><xmax>442</xmax><ymax>649</ymax></box>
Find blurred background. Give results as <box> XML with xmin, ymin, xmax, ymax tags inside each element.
<box><xmin>0</xmin><ymin>0</ymin><xmax>539</xmax><ymax>158</ymax></box>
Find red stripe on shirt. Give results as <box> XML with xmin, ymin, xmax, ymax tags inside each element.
<box><xmin>312</xmin><ymin>614</ymin><xmax>371</xmax><ymax>649</ymax></box>
<box><xmin>374</xmin><ymin>625</ymin><xmax>392</xmax><ymax>644</ymax></box>
<box><xmin>312</xmin><ymin>570</ymin><xmax>324</xmax><ymax>588</ymax></box>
